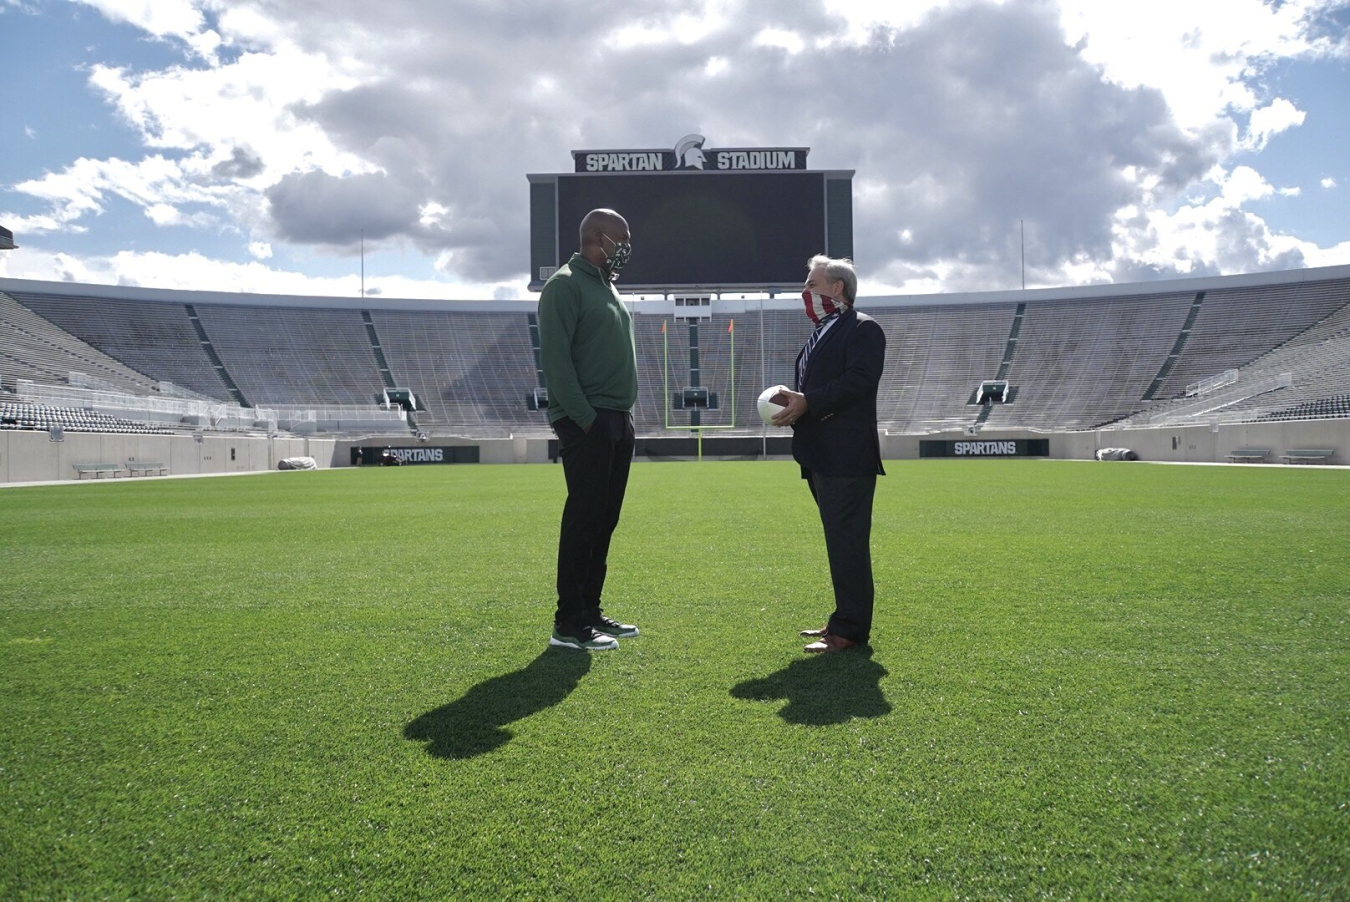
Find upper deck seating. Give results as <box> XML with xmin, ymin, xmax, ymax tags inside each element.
<box><xmin>2</xmin><ymin>269</ymin><xmax>1347</xmax><ymax>436</ymax></box>
<box><xmin>11</xmin><ymin>292</ymin><xmax>229</xmax><ymax>401</ymax></box>
<box><xmin>2</xmin><ymin>292</ymin><xmax>161</xmax><ymax>396</ymax></box>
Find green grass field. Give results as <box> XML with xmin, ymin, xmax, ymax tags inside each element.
<box><xmin>2</xmin><ymin>460</ymin><xmax>1348</xmax><ymax>899</ymax></box>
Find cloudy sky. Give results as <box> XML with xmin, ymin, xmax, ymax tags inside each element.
<box><xmin>2</xmin><ymin>0</ymin><xmax>1348</xmax><ymax>300</ymax></box>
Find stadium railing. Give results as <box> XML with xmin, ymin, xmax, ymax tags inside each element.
<box><xmin>1185</xmin><ymin>369</ymin><xmax>1239</xmax><ymax>397</ymax></box>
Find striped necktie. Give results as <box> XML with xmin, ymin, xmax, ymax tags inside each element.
<box><xmin>798</xmin><ymin>312</ymin><xmax>839</xmax><ymax>388</ymax></box>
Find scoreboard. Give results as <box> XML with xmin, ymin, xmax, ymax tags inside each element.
<box><xmin>528</xmin><ymin>136</ymin><xmax>854</xmax><ymax>293</ymax></box>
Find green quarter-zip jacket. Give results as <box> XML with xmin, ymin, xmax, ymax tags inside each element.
<box><xmin>537</xmin><ymin>253</ymin><xmax>639</xmax><ymax>431</ymax></box>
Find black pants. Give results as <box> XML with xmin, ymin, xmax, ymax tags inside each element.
<box><xmin>553</xmin><ymin>408</ymin><xmax>635</xmax><ymax>632</ymax></box>
<box><xmin>806</xmin><ymin>470</ymin><xmax>877</xmax><ymax>644</ymax></box>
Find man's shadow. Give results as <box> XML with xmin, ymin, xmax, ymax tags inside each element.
<box><xmin>404</xmin><ymin>647</ymin><xmax>591</xmax><ymax>759</ymax></box>
<box><xmin>731</xmin><ymin>650</ymin><xmax>891</xmax><ymax>725</ymax></box>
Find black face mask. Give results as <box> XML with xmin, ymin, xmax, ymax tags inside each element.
<box><xmin>601</xmin><ymin>234</ymin><xmax>632</xmax><ymax>281</ymax></box>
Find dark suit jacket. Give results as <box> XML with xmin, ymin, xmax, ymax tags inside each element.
<box><xmin>791</xmin><ymin>307</ymin><xmax>886</xmax><ymax>478</ymax></box>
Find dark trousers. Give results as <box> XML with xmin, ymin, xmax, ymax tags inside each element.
<box><xmin>806</xmin><ymin>470</ymin><xmax>877</xmax><ymax>644</ymax></box>
<box><xmin>553</xmin><ymin>408</ymin><xmax>635</xmax><ymax>631</ymax></box>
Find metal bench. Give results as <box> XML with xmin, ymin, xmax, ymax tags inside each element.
<box><xmin>1225</xmin><ymin>447</ymin><xmax>1270</xmax><ymax>463</ymax></box>
<box><xmin>1280</xmin><ymin>449</ymin><xmax>1336</xmax><ymax>465</ymax></box>
<box><xmin>126</xmin><ymin>461</ymin><xmax>169</xmax><ymax>477</ymax></box>
<box><xmin>72</xmin><ymin>463</ymin><xmax>124</xmax><ymax>479</ymax></box>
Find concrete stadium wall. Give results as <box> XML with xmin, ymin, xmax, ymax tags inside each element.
<box><xmin>329</xmin><ymin>437</ymin><xmax>550</xmax><ymax>465</ymax></box>
<box><xmin>1084</xmin><ymin>420</ymin><xmax>1350</xmax><ymax>465</ymax></box>
<box><xmin>886</xmin><ymin>422</ymin><xmax>1349</xmax><ymax>464</ymax></box>
<box><xmin>0</xmin><ymin>431</ymin><xmax>337</xmax><ymax>484</ymax></box>
<box><xmin>5</xmin><ymin>420</ymin><xmax>1347</xmax><ymax>484</ymax></box>
<box><xmin>455</xmin><ymin>422</ymin><xmax>1350</xmax><ymax>466</ymax></box>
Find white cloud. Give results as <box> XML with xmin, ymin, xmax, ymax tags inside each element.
<box><xmin>418</xmin><ymin>202</ymin><xmax>448</xmax><ymax>229</ymax></box>
<box><xmin>1057</xmin><ymin>0</ymin><xmax>1344</xmax><ymax>129</ymax></box>
<box><xmin>0</xmin><ymin>245</ymin><xmax>515</xmax><ymax>299</ymax></box>
<box><xmin>74</xmin><ymin>0</ymin><xmax>204</xmax><ymax>40</ymax></box>
<box><xmin>822</xmin><ymin>0</ymin><xmax>974</xmax><ymax>44</ymax></box>
<box><xmin>186</xmin><ymin>28</ymin><xmax>223</xmax><ymax>63</ymax></box>
<box><xmin>1299</xmin><ymin>238</ymin><xmax>1350</xmax><ymax>267</ymax></box>
<box><xmin>1221</xmin><ymin>165</ymin><xmax>1277</xmax><ymax>206</ymax></box>
<box><xmin>1244</xmin><ymin>98</ymin><xmax>1306</xmax><ymax>151</ymax></box>
<box><xmin>0</xmin><ymin>249</ymin><xmax>95</xmax><ymax>283</ymax></box>
<box><xmin>144</xmin><ymin>202</ymin><xmax>216</xmax><ymax>228</ymax></box>
<box><xmin>7</xmin><ymin>155</ymin><xmax>238</xmax><ymax>234</ymax></box>
<box><xmin>145</xmin><ymin>202</ymin><xmax>184</xmax><ymax>226</ymax></box>
<box><xmin>0</xmin><ymin>211</ymin><xmax>82</xmax><ymax>235</ymax></box>
<box><xmin>823</xmin><ymin>0</ymin><xmax>1346</xmax><ymax>131</ymax></box>
<box><xmin>86</xmin><ymin>51</ymin><xmax>371</xmax><ymax>176</ymax></box>
<box><xmin>608</xmin><ymin>2</ymin><xmax>732</xmax><ymax>47</ymax></box>
<box><xmin>753</xmin><ymin>27</ymin><xmax>805</xmax><ymax>54</ymax></box>
<box><xmin>1104</xmin><ymin>170</ymin><xmax>1320</xmax><ymax>280</ymax></box>
<box><xmin>212</xmin><ymin>5</ymin><xmax>290</xmax><ymax>48</ymax></box>
<box><xmin>11</xmin><ymin>23</ymin><xmax>376</xmax><ymax>240</ymax></box>
<box><xmin>13</xmin><ymin>0</ymin><xmax>1349</xmax><ymax>299</ymax></box>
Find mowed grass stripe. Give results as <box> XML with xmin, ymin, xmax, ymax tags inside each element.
<box><xmin>1</xmin><ymin>461</ymin><xmax>1347</xmax><ymax>898</ymax></box>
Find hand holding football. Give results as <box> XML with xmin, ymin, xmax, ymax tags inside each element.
<box><xmin>757</xmin><ymin>385</ymin><xmax>789</xmax><ymax>425</ymax></box>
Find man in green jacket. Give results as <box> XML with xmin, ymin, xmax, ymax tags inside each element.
<box><xmin>538</xmin><ymin>208</ymin><xmax>640</xmax><ymax>651</ymax></box>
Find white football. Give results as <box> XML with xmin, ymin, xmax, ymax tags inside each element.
<box><xmin>757</xmin><ymin>385</ymin><xmax>789</xmax><ymax>425</ymax></box>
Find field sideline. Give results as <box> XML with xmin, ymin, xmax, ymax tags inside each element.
<box><xmin>2</xmin><ymin>460</ymin><xmax>1347</xmax><ymax>898</ymax></box>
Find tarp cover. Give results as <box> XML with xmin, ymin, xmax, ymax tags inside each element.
<box><xmin>278</xmin><ymin>457</ymin><xmax>318</xmax><ymax>470</ymax></box>
<box><xmin>1095</xmin><ymin>448</ymin><xmax>1139</xmax><ymax>461</ymax></box>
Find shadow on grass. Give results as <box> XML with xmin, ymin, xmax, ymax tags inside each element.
<box><xmin>404</xmin><ymin>647</ymin><xmax>591</xmax><ymax>759</ymax></box>
<box><xmin>731</xmin><ymin>649</ymin><xmax>891</xmax><ymax>725</ymax></box>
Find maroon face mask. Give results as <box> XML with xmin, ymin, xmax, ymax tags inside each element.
<box><xmin>803</xmin><ymin>289</ymin><xmax>842</xmax><ymax>325</ymax></box>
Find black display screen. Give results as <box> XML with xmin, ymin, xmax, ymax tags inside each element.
<box><xmin>550</xmin><ymin>171</ymin><xmax>828</xmax><ymax>290</ymax></box>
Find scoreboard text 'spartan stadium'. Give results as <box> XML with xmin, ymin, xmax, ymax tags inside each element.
<box><xmin>528</xmin><ymin>134</ymin><xmax>854</xmax><ymax>293</ymax></box>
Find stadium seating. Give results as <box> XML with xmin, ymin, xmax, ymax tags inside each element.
<box><xmin>1152</xmin><ymin>279</ymin><xmax>1350</xmax><ymax>398</ymax></box>
<box><xmin>1</xmin><ymin>291</ymin><xmax>162</xmax><ymax>396</ymax></box>
<box><xmin>0</xmin><ymin>400</ymin><xmax>174</xmax><ymax>435</ymax></box>
<box><xmin>1112</xmin><ymin>289</ymin><xmax>1350</xmax><ymax>427</ymax></box>
<box><xmin>2</xmin><ymin>268</ymin><xmax>1348</xmax><ymax>438</ymax></box>
<box><xmin>981</xmin><ymin>292</ymin><xmax>1193</xmax><ymax>429</ymax></box>
<box><xmin>877</xmin><ymin>302</ymin><xmax>1018</xmax><ymax>431</ymax></box>
<box><xmin>9</xmin><ymin>291</ymin><xmax>230</xmax><ymax>402</ymax></box>
<box><xmin>193</xmin><ymin>304</ymin><xmax>383</xmax><ymax>407</ymax></box>
<box><xmin>1259</xmin><ymin>394</ymin><xmax>1350</xmax><ymax>421</ymax></box>
<box><xmin>369</xmin><ymin>310</ymin><xmax>543</xmax><ymax>434</ymax></box>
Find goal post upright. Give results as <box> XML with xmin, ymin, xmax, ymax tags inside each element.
<box><xmin>662</xmin><ymin>315</ymin><xmax>738</xmax><ymax>461</ymax></box>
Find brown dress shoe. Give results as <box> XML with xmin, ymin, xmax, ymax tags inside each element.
<box><xmin>804</xmin><ymin>634</ymin><xmax>858</xmax><ymax>653</ymax></box>
<box><xmin>799</xmin><ymin>626</ymin><xmax>829</xmax><ymax>637</ymax></box>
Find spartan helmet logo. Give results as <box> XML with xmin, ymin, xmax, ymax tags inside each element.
<box><xmin>674</xmin><ymin>134</ymin><xmax>707</xmax><ymax>169</ymax></box>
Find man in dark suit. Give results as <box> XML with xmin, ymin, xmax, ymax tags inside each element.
<box><xmin>771</xmin><ymin>255</ymin><xmax>886</xmax><ymax>653</ymax></box>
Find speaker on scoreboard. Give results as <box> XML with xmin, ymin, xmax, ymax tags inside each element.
<box><xmin>825</xmin><ymin>176</ymin><xmax>853</xmax><ymax>260</ymax></box>
<box><xmin>530</xmin><ymin>180</ymin><xmax>559</xmax><ymax>285</ymax></box>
